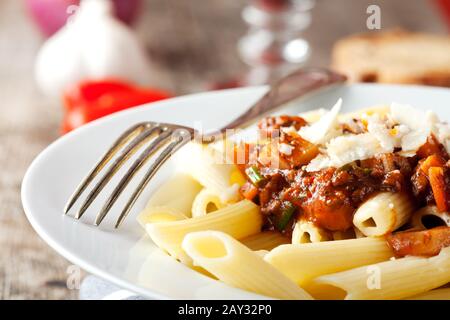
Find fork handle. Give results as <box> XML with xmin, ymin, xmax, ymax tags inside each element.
<box><xmin>203</xmin><ymin>68</ymin><xmax>346</xmax><ymax>142</ymax></box>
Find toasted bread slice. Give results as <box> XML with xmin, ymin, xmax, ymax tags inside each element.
<box><xmin>331</xmin><ymin>30</ymin><xmax>450</xmax><ymax>87</ymax></box>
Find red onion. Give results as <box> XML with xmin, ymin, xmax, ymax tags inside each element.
<box><xmin>24</xmin><ymin>0</ymin><xmax>142</xmax><ymax>37</ymax></box>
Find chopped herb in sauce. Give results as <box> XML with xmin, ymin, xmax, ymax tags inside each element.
<box><xmin>275</xmin><ymin>201</ymin><xmax>296</xmax><ymax>231</ymax></box>
<box><xmin>245</xmin><ymin>166</ymin><xmax>265</xmax><ymax>186</ymax></box>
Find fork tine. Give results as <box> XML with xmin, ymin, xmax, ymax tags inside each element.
<box><xmin>63</xmin><ymin>123</ymin><xmax>149</xmax><ymax>214</ymax></box>
<box><xmin>75</xmin><ymin>125</ymin><xmax>164</xmax><ymax>219</ymax></box>
<box><xmin>113</xmin><ymin>129</ymin><xmax>192</xmax><ymax>228</ymax></box>
<box><xmin>94</xmin><ymin>129</ymin><xmax>173</xmax><ymax>226</ymax></box>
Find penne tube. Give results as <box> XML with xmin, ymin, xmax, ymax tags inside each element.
<box><xmin>137</xmin><ymin>173</ymin><xmax>202</xmax><ymax>227</ymax></box>
<box><xmin>353</xmin><ymin>192</ymin><xmax>414</xmax><ymax>237</ymax></box>
<box><xmin>191</xmin><ymin>188</ymin><xmax>226</xmax><ymax>218</ymax></box>
<box><xmin>182</xmin><ymin>231</ymin><xmax>313</xmax><ymax>300</ymax></box>
<box><xmin>411</xmin><ymin>205</ymin><xmax>450</xmax><ymax>230</ymax></box>
<box><xmin>240</xmin><ymin>231</ymin><xmax>290</xmax><ymax>251</ymax></box>
<box><xmin>265</xmin><ymin>237</ymin><xmax>392</xmax><ymax>286</ymax></box>
<box><xmin>137</xmin><ymin>206</ymin><xmax>188</xmax><ymax>226</ymax></box>
<box><xmin>307</xmin><ymin>247</ymin><xmax>450</xmax><ymax>300</ymax></box>
<box><xmin>353</xmin><ymin>227</ymin><xmax>366</xmax><ymax>239</ymax></box>
<box><xmin>179</xmin><ymin>143</ymin><xmax>245</xmax><ymax>203</ymax></box>
<box><xmin>292</xmin><ymin>219</ymin><xmax>332</xmax><ymax>244</ymax></box>
<box><xmin>146</xmin><ymin>200</ymin><xmax>262</xmax><ymax>263</ymax></box>
<box><xmin>145</xmin><ymin>173</ymin><xmax>203</xmax><ymax>216</ymax></box>
<box><xmin>406</xmin><ymin>288</ymin><xmax>450</xmax><ymax>300</ymax></box>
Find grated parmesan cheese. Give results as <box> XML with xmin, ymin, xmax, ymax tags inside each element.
<box><xmin>298</xmin><ymin>108</ymin><xmax>327</xmax><ymax>123</ymax></box>
<box><xmin>281</xmin><ymin>126</ymin><xmax>297</xmax><ymax>135</ymax></box>
<box><xmin>327</xmin><ymin>133</ymin><xmax>387</xmax><ymax>164</ymax></box>
<box><xmin>305</xmin><ymin>101</ymin><xmax>448</xmax><ymax>172</ymax></box>
<box><xmin>279</xmin><ymin>143</ymin><xmax>294</xmax><ymax>156</ymax></box>
<box><xmin>390</xmin><ymin>103</ymin><xmax>429</xmax><ymax>131</ymax></box>
<box><xmin>298</xmin><ymin>98</ymin><xmax>342</xmax><ymax>144</ymax></box>
<box><xmin>366</xmin><ymin>115</ymin><xmax>395</xmax><ymax>152</ymax></box>
<box><xmin>390</xmin><ymin>103</ymin><xmax>431</xmax><ymax>153</ymax></box>
<box><xmin>306</xmin><ymin>133</ymin><xmax>388</xmax><ymax>171</ymax></box>
<box><xmin>306</xmin><ymin>154</ymin><xmax>332</xmax><ymax>172</ymax></box>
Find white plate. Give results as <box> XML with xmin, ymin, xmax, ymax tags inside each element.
<box><xmin>22</xmin><ymin>84</ymin><xmax>450</xmax><ymax>299</ymax></box>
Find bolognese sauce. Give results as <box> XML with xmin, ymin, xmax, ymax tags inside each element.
<box><xmin>233</xmin><ymin>114</ymin><xmax>450</xmax><ymax>257</ymax></box>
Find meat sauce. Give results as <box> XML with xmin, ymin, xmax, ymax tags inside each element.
<box><xmin>252</xmin><ymin>154</ymin><xmax>417</xmax><ymax>232</ymax></box>
<box><xmin>235</xmin><ymin>115</ymin><xmax>450</xmax><ymax>257</ymax></box>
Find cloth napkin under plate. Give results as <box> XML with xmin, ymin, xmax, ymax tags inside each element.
<box><xmin>79</xmin><ymin>275</ymin><xmax>146</xmax><ymax>300</ymax></box>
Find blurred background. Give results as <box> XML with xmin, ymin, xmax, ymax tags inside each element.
<box><xmin>0</xmin><ymin>0</ymin><xmax>449</xmax><ymax>299</ymax></box>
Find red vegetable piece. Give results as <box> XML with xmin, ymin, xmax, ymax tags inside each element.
<box><xmin>61</xmin><ymin>79</ymin><xmax>172</xmax><ymax>133</ymax></box>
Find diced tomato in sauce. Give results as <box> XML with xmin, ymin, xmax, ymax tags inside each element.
<box><xmin>417</xmin><ymin>135</ymin><xmax>447</xmax><ymax>159</ymax></box>
<box><xmin>386</xmin><ymin>227</ymin><xmax>450</xmax><ymax>257</ymax></box>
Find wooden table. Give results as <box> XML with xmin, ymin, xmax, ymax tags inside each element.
<box><xmin>0</xmin><ymin>0</ymin><xmax>446</xmax><ymax>299</ymax></box>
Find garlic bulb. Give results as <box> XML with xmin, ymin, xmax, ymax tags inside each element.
<box><xmin>35</xmin><ymin>0</ymin><xmax>151</xmax><ymax>97</ymax></box>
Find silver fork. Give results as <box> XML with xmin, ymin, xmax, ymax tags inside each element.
<box><xmin>63</xmin><ymin>68</ymin><xmax>346</xmax><ymax>228</ymax></box>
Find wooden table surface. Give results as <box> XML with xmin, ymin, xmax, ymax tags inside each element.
<box><xmin>0</xmin><ymin>0</ymin><xmax>446</xmax><ymax>299</ymax></box>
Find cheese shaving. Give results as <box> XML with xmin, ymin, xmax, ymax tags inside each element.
<box><xmin>304</xmin><ymin>101</ymin><xmax>447</xmax><ymax>171</ymax></box>
<box><xmin>306</xmin><ymin>133</ymin><xmax>388</xmax><ymax>171</ymax></box>
<box><xmin>390</xmin><ymin>103</ymin><xmax>431</xmax><ymax>152</ymax></box>
<box><xmin>298</xmin><ymin>98</ymin><xmax>342</xmax><ymax>144</ymax></box>
<box><xmin>366</xmin><ymin>115</ymin><xmax>395</xmax><ymax>152</ymax></box>
<box><xmin>298</xmin><ymin>108</ymin><xmax>327</xmax><ymax>123</ymax></box>
<box><xmin>279</xmin><ymin>143</ymin><xmax>294</xmax><ymax>156</ymax></box>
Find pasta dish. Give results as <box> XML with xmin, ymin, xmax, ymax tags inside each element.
<box><xmin>138</xmin><ymin>100</ymin><xmax>450</xmax><ymax>300</ymax></box>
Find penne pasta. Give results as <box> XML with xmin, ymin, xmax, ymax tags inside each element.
<box><xmin>182</xmin><ymin>231</ymin><xmax>313</xmax><ymax>300</ymax></box>
<box><xmin>145</xmin><ymin>173</ymin><xmax>202</xmax><ymax>215</ymax></box>
<box><xmin>137</xmin><ymin>206</ymin><xmax>188</xmax><ymax>226</ymax></box>
<box><xmin>191</xmin><ymin>188</ymin><xmax>226</xmax><ymax>218</ymax></box>
<box><xmin>406</xmin><ymin>287</ymin><xmax>450</xmax><ymax>300</ymax></box>
<box><xmin>292</xmin><ymin>219</ymin><xmax>332</xmax><ymax>243</ymax></box>
<box><xmin>411</xmin><ymin>205</ymin><xmax>450</xmax><ymax>230</ymax></box>
<box><xmin>254</xmin><ymin>250</ymin><xmax>270</xmax><ymax>258</ymax></box>
<box><xmin>265</xmin><ymin>237</ymin><xmax>392</xmax><ymax>286</ymax></box>
<box><xmin>137</xmin><ymin>173</ymin><xmax>202</xmax><ymax>226</ymax></box>
<box><xmin>240</xmin><ymin>231</ymin><xmax>290</xmax><ymax>251</ymax></box>
<box><xmin>146</xmin><ymin>200</ymin><xmax>262</xmax><ymax>263</ymax></box>
<box><xmin>353</xmin><ymin>227</ymin><xmax>366</xmax><ymax>239</ymax></box>
<box><xmin>353</xmin><ymin>192</ymin><xmax>414</xmax><ymax>237</ymax></box>
<box><xmin>179</xmin><ymin>143</ymin><xmax>245</xmax><ymax>203</ymax></box>
<box><xmin>307</xmin><ymin>247</ymin><xmax>450</xmax><ymax>300</ymax></box>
